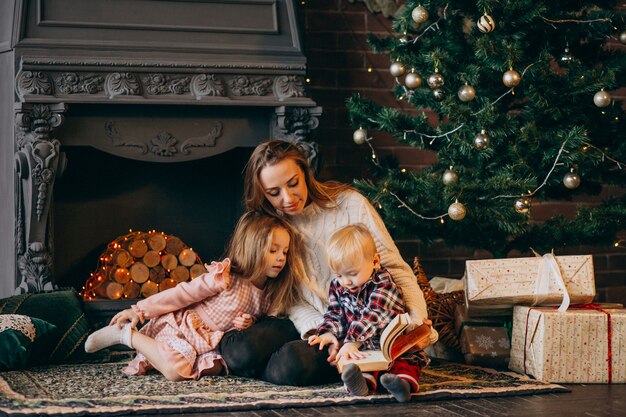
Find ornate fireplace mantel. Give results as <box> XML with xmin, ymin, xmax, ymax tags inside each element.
<box><xmin>0</xmin><ymin>0</ymin><xmax>321</xmax><ymax>296</ymax></box>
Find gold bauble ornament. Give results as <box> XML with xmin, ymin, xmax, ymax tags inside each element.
<box><xmin>457</xmin><ymin>84</ymin><xmax>476</xmax><ymax>102</ymax></box>
<box><xmin>563</xmin><ymin>172</ymin><xmax>581</xmax><ymax>189</ymax></box>
<box><xmin>432</xmin><ymin>88</ymin><xmax>446</xmax><ymax>101</ymax></box>
<box><xmin>514</xmin><ymin>197</ymin><xmax>531</xmax><ymax>214</ymax></box>
<box><xmin>477</xmin><ymin>13</ymin><xmax>495</xmax><ymax>33</ymax></box>
<box><xmin>427</xmin><ymin>72</ymin><xmax>444</xmax><ymax>88</ymax></box>
<box><xmin>502</xmin><ymin>69</ymin><xmax>521</xmax><ymax>88</ymax></box>
<box><xmin>442</xmin><ymin>168</ymin><xmax>458</xmax><ymax>185</ymax></box>
<box><xmin>473</xmin><ymin>129</ymin><xmax>490</xmax><ymax>150</ymax></box>
<box><xmin>390</xmin><ymin>61</ymin><xmax>406</xmax><ymax>77</ymax></box>
<box><xmin>620</xmin><ymin>31</ymin><xmax>626</xmax><ymax>45</ymax></box>
<box><xmin>411</xmin><ymin>5</ymin><xmax>429</xmax><ymax>24</ymax></box>
<box><xmin>352</xmin><ymin>128</ymin><xmax>367</xmax><ymax>145</ymax></box>
<box><xmin>593</xmin><ymin>90</ymin><xmax>612</xmax><ymax>108</ymax></box>
<box><xmin>404</xmin><ymin>71</ymin><xmax>422</xmax><ymax>89</ymax></box>
<box><xmin>448</xmin><ymin>201</ymin><xmax>467</xmax><ymax>221</ymax></box>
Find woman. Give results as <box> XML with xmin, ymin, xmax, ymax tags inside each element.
<box><xmin>218</xmin><ymin>140</ymin><xmax>436</xmax><ymax>386</ymax></box>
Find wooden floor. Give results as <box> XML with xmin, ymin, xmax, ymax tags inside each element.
<box><xmin>171</xmin><ymin>384</ymin><xmax>625</xmax><ymax>417</ymax></box>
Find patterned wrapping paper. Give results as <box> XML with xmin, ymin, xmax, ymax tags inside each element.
<box><xmin>509</xmin><ymin>305</ymin><xmax>626</xmax><ymax>383</ymax></box>
<box><xmin>460</xmin><ymin>326</ymin><xmax>511</xmax><ymax>369</ymax></box>
<box><xmin>465</xmin><ymin>255</ymin><xmax>595</xmax><ymax>307</ymax></box>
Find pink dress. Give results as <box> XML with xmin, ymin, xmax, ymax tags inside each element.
<box><xmin>123</xmin><ymin>259</ymin><xmax>270</xmax><ymax>379</ymax></box>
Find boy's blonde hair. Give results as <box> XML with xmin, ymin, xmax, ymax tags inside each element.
<box><xmin>225</xmin><ymin>211</ymin><xmax>306</xmax><ymax>314</ymax></box>
<box><xmin>326</xmin><ymin>223</ymin><xmax>377</xmax><ymax>272</ymax></box>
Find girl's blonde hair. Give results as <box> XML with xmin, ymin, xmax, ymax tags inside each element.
<box><xmin>326</xmin><ymin>223</ymin><xmax>377</xmax><ymax>273</ymax></box>
<box><xmin>224</xmin><ymin>211</ymin><xmax>306</xmax><ymax>314</ymax></box>
<box><xmin>243</xmin><ymin>140</ymin><xmax>353</xmax><ymax>216</ymax></box>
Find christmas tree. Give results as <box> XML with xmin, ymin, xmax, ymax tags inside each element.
<box><xmin>347</xmin><ymin>0</ymin><xmax>626</xmax><ymax>257</ymax></box>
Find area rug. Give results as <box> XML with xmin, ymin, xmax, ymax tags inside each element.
<box><xmin>0</xmin><ymin>359</ymin><xmax>568</xmax><ymax>416</ymax></box>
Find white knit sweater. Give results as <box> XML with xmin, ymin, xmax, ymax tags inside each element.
<box><xmin>288</xmin><ymin>189</ymin><xmax>437</xmax><ymax>344</ymax></box>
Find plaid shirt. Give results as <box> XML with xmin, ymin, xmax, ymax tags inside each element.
<box><xmin>315</xmin><ymin>267</ymin><xmax>405</xmax><ymax>350</ymax></box>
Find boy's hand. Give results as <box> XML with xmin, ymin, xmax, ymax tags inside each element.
<box><xmin>336</xmin><ymin>342</ymin><xmax>368</xmax><ymax>361</ymax></box>
<box><xmin>308</xmin><ymin>332</ymin><xmax>338</xmax><ymax>350</ymax></box>
<box><xmin>109</xmin><ymin>308</ymin><xmax>140</xmax><ymax>328</ymax></box>
<box><xmin>232</xmin><ymin>312</ymin><xmax>255</xmax><ymax>330</ymax></box>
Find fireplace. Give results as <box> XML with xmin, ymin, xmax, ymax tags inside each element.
<box><xmin>0</xmin><ymin>0</ymin><xmax>321</xmax><ymax>297</ymax></box>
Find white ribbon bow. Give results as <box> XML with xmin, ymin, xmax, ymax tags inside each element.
<box><xmin>533</xmin><ymin>251</ymin><xmax>571</xmax><ymax>312</ymax></box>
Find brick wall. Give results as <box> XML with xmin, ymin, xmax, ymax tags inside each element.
<box><xmin>299</xmin><ymin>0</ymin><xmax>626</xmax><ymax>304</ymax></box>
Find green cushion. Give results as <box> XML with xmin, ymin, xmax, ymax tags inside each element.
<box><xmin>0</xmin><ymin>314</ymin><xmax>57</xmax><ymax>370</ymax></box>
<box><xmin>0</xmin><ymin>289</ymin><xmax>93</xmax><ymax>363</ymax></box>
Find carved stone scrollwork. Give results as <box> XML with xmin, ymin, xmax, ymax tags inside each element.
<box><xmin>55</xmin><ymin>72</ymin><xmax>105</xmax><ymax>94</ymax></box>
<box><xmin>105</xmin><ymin>72</ymin><xmax>141</xmax><ymax>98</ymax></box>
<box><xmin>16</xmin><ymin>71</ymin><xmax>53</xmax><ymax>98</ymax></box>
<box><xmin>229</xmin><ymin>76</ymin><xmax>273</xmax><ymax>96</ymax></box>
<box><xmin>14</xmin><ymin>103</ymin><xmax>66</xmax><ymax>294</ymax></box>
<box><xmin>273</xmin><ymin>106</ymin><xmax>323</xmax><ymax>171</ymax></box>
<box><xmin>191</xmin><ymin>74</ymin><xmax>226</xmax><ymax>98</ymax></box>
<box><xmin>143</xmin><ymin>73</ymin><xmax>191</xmax><ymax>95</ymax></box>
<box><xmin>274</xmin><ymin>76</ymin><xmax>306</xmax><ymax>100</ymax></box>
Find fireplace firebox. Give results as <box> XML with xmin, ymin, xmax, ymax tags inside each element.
<box><xmin>0</xmin><ymin>0</ymin><xmax>321</xmax><ymax>297</ymax></box>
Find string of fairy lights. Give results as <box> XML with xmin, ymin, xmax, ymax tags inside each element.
<box><xmin>350</xmin><ymin>4</ymin><xmax>626</xmax><ymax>224</ymax></box>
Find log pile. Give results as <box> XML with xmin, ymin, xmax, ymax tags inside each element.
<box><xmin>82</xmin><ymin>230</ymin><xmax>207</xmax><ymax>300</ymax></box>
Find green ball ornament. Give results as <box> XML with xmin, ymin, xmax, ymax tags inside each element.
<box><xmin>458</xmin><ymin>84</ymin><xmax>476</xmax><ymax>102</ymax></box>
<box><xmin>352</xmin><ymin>128</ymin><xmax>367</xmax><ymax>145</ymax></box>
<box><xmin>593</xmin><ymin>90</ymin><xmax>612</xmax><ymax>108</ymax></box>
<box><xmin>411</xmin><ymin>5</ymin><xmax>429</xmax><ymax>24</ymax></box>
<box><xmin>390</xmin><ymin>61</ymin><xmax>406</xmax><ymax>77</ymax></box>
<box><xmin>448</xmin><ymin>201</ymin><xmax>467</xmax><ymax>221</ymax></box>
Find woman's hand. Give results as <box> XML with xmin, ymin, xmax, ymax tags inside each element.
<box><xmin>233</xmin><ymin>312</ymin><xmax>255</xmax><ymax>330</ymax></box>
<box><xmin>336</xmin><ymin>342</ymin><xmax>368</xmax><ymax>361</ymax></box>
<box><xmin>109</xmin><ymin>308</ymin><xmax>140</xmax><ymax>329</ymax></box>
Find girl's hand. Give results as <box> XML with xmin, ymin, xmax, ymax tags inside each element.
<box><xmin>232</xmin><ymin>312</ymin><xmax>255</xmax><ymax>330</ymax></box>
<box><xmin>205</xmin><ymin>258</ymin><xmax>232</xmax><ymax>290</ymax></box>
<box><xmin>109</xmin><ymin>308</ymin><xmax>140</xmax><ymax>329</ymax></box>
<box><xmin>308</xmin><ymin>332</ymin><xmax>338</xmax><ymax>350</ymax></box>
<box><xmin>336</xmin><ymin>342</ymin><xmax>368</xmax><ymax>361</ymax></box>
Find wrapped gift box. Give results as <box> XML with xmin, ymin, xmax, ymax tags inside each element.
<box><xmin>465</xmin><ymin>255</ymin><xmax>595</xmax><ymax>309</ymax></box>
<box><xmin>509</xmin><ymin>305</ymin><xmax>626</xmax><ymax>383</ymax></box>
<box><xmin>455</xmin><ymin>304</ymin><xmax>512</xmax><ymax>368</ymax></box>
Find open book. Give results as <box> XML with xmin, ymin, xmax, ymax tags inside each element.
<box><xmin>336</xmin><ymin>313</ymin><xmax>432</xmax><ymax>373</ymax></box>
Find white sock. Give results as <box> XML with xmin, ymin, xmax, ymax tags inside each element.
<box><xmin>85</xmin><ymin>323</ymin><xmax>134</xmax><ymax>353</ymax></box>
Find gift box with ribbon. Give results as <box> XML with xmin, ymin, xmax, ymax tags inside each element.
<box><xmin>454</xmin><ymin>303</ymin><xmax>512</xmax><ymax>368</ymax></box>
<box><xmin>465</xmin><ymin>253</ymin><xmax>595</xmax><ymax>314</ymax></box>
<box><xmin>509</xmin><ymin>304</ymin><xmax>625</xmax><ymax>383</ymax></box>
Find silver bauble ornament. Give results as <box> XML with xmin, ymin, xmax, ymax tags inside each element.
<box><xmin>411</xmin><ymin>5</ymin><xmax>429</xmax><ymax>24</ymax></box>
<box><xmin>563</xmin><ymin>172</ymin><xmax>581</xmax><ymax>189</ymax></box>
<box><xmin>389</xmin><ymin>61</ymin><xmax>406</xmax><ymax>77</ymax></box>
<box><xmin>473</xmin><ymin>129</ymin><xmax>490</xmax><ymax>150</ymax></box>
<box><xmin>620</xmin><ymin>31</ymin><xmax>626</xmax><ymax>45</ymax></box>
<box><xmin>442</xmin><ymin>168</ymin><xmax>458</xmax><ymax>185</ymax></box>
<box><xmin>352</xmin><ymin>128</ymin><xmax>367</xmax><ymax>145</ymax></box>
<box><xmin>477</xmin><ymin>13</ymin><xmax>495</xmax><ymax>33</ymax></box>
<box><xmin>593</xmin><ymin>90</ymin><xmax>612</xmax><ymax>108</ymax></box>
<box><xmin>559</xmin><ymin>47</ymin><xmax>574</xmax><ymax>66</ymax></box>
<box><xmin>457</xmin><ymin>84</ymin><xmax>476</xmax><ymax>102</ymax></box>
<box><xmin>514</xmin><ymin>197</ymin><xmax>531</xmax><ymax>214</ymax></box>
<box><xmin>432</xmin><ymin>88</ymin><xmax>446</xmax><ymax>101</ymax></box>
<box><xmin>502</xmin><ymin>69</ymin><xmax>521</xmax><ymax>88</ymax></box>
<box><xmin>427</xmin><ymin>72</ymin><xmax>444</xmax><ymax>88</ymax></box>
<box><xmin>448</xmin><ymin>201</ymin><xmax>467</xmax><ymax>221</ymax></box>
<box><xmin>404</xmin><ymin>72</ymin><xmax>422</xmax><ymax>89</ymax></box>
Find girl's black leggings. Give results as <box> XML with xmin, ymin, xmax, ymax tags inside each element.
<box><xmin>218</xmin><ymin>316</ymin><xmax>341</xmax><ymax>386</ymax></box>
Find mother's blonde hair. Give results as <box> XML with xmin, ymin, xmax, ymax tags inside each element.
<box><xmin>224</xmin><ymin>211</ymin><xmax>306</xmax><ymax>314</ymax></box>
<box><xmin>244</xmin><ymin>140</ymin><xmax>352</xmax><ymax>216</ymax></box>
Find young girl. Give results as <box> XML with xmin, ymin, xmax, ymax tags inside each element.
<box><xmin>84</xmin><ymin>211</ymin><xmax>306</xmax><ymax>381</ymax></box>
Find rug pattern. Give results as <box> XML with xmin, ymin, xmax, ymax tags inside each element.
<box><xmin>0</xmin><ymin>359</ymin><xmax>568</xmax><ymax>415</ymax></box>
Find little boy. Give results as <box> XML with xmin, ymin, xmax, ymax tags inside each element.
<box><xmin>308</xmin><ymin>223</ymin><xmax>423</xmax><ymax>402</ymax></box>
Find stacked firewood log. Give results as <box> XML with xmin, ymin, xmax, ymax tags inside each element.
<box><xmin>83</xmin><ymin>230</ymin><xmax>207</xmax><ymax>300</ymax></box>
